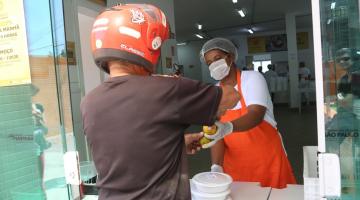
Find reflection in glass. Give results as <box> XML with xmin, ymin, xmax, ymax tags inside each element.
<box><xmin>321</xmin><ymin>0</ymin><xmax>360</xmax><ymax>199</ymax></box>
<box><xmin>0</xmin><ymin>0</ymin><xmax>73</xmax><ymax>199</ymax></box>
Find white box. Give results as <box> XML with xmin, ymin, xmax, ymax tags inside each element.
<box><xmin>303</xmin><ymin>146</ymin><xmax>320</xmax><ymax>200</ymax></box>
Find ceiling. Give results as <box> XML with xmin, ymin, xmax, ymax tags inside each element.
<box><xmin>174</xmin><ymin>0</ymin><xmax>313</xmax><ymax>42</ymax></box>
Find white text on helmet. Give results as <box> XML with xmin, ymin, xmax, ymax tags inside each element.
<box><xmin>93</xmin><ymin>18</ymin><xmax>109</xmax><ymax>27</ymax></box>
<box><xmin>119</xmin><ymin>26</ymin><xmax>141</xmax><ymax>39</ymax></box>
<box><xmin>92</xmin><ymin>26</ymin><xmax>108</xmax><ymax>32</ymax></box>
<box><xmin>120</xmin><ymin>44</ymin><xmax>145</xmax><ymax>57</ymax></box>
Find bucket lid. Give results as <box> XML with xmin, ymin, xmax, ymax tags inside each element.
<box><xmin>190</xmin><ymin>180</ymin><xmax>231</xmax><ymax>197</ymax></box>
<box><xmin>192</xmin><ymin>172</ymin><xmax>232</xmax><ymax>187</ymax></box>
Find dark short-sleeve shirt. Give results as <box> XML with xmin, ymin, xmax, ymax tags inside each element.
<box><xmin>80</xmin><ymin>75</ymin><xmax>222</xmax><ymax>200</ymax></box>
<box><xmin>338</xmin><ymin>73</ymin><xmax>360</xmax><ymax>97</ymax></box>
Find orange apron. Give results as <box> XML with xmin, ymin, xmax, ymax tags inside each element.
<box><xmin>220</xmin><ymin>70</ymin><xmax>296</xmax><ymax>189</ymax></box>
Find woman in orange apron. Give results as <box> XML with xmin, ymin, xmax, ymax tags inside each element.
<box><xmin>200</xmin><ymin>38</ymin><xmax>296</xmax><ymax>189</ymax></box>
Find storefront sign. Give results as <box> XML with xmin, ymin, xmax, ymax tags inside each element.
<box><xmin>0</xmin><ymin>0</ymin><xmax>31</xmax><ymax>87</ymax></box>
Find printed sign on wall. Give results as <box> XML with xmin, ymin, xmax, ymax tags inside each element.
<box><xmin>0</xmin><ymin>0</ymin><xmax>31</xmax><ymax>87</ymax></box>
<box><xmin>247</xmin><ymin>32</ymin><xmax>309</xmax><ymax>54</ymax></box>
<box><xmin>297</xmin><ymin>32</ymin><xmax>309</xmax><ymax>50</ymax></box>
<box><xmin>247</xmin><ymin>36</ymin><xmax>266</xmax><ymax>54</ymax></box>
<box><xmin>265</xmin><ymin>34</ymin><xmax>287</xmax><ymax>52</ymax></box>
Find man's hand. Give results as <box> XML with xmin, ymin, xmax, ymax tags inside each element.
<box><xmin>338</xmin><ymin>93</ymin><xmax>353</xmax><ymax>111</ymax></box>
<box><xmin>185</xmin><ymin>133</ymin><xmax>203</xmax><ymax>155</ymax></box>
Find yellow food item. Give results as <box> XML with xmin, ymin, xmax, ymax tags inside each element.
<box><xmin>199</xmin><ymin>137</ymin><xmax>213</xmax><ymax>145</ymax></box>
<box><xmin>202</xmin><ymin>125</ymin><xmax>217</xmax><ymax>135</ymax></box>
<box><xmin>200</xmin><ymin>125</ymin><xmax>217</xmax><ymax>147</ymax></box>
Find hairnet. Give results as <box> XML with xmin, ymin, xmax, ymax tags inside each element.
<box><xmin>200</xmin><ymin>38</ymin><xmax>238</xmax><ymax>63</ymax></box>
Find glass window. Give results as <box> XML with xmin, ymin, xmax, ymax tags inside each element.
<box><xmin>318</xmin><ymin>0</ymin><xmax>360</xmax><ymax>198</ymax></box>
<box><xmin>0</xmin><ymin>0</ymin><xmax>74</xmax><ymax>199</ymax></box>
<box><xmin>253</xmin><ymin>60</ymin><xmax>272</xmax><ymax>73</ymax></box>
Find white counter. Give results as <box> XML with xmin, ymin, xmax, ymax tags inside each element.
<box><xmin>231</xmin><ymin>182</ymin><xmax>304</xmax><ymax>200</ymax></box>
<box><xmin>230</xmin><ymin>182</ymin><xmax>271</xmax><ymax>200</ymax></box>
<box><xmin>83</xmin><ymin>182</ymin><xmax>304</xmax><ymax>200</ymax></box>
<box><xmin>268</xmin><ymin>184</ymin><xmax>304</xmax><ymax>200</ymax></box>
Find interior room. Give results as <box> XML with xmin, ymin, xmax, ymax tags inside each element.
<box><xmin>0</xmin><ymin>0</ymin><xmax>359</xmax><ymax>199</ymax></box>
<box><xmin>173</xmin><ymin>0</ymin><xmax>317</xmax><ymax>184</ymax></box>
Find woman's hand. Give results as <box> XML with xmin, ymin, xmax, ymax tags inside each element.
<box><xmin>184</xmin><ymin>133</ymin><xmax>203</xmax><ymax>155</ymax></box>
<box><xmin>204</xmin><ymin>121</ymin><xmax>233</xmax><ymax>141</ymax></box>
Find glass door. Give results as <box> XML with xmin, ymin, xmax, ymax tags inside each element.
<box><xmin>312</xmin><ymin>0</ymin><xmax>360</xmax><ymax>199</ymax></box>
<box><xmin>0</xmin><ymin>0</ymin><xmax>77</xmax><ymax>199</ymax></box>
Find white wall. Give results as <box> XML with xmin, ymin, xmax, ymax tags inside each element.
<box><xmin>78</xmin><ymin>8</ymin><xmax>103</xmax><ymax>94</ymax></box>
<box><xmin>66</xmin><ymin>3</ymin><xmax>105</xmax><ymax>164</ymax></box>
<box><xmin>237</xmin><ymin>29</ymin><xmax>315</xmax><ymax>77</ymax></box>
<box><xmin>245</xmin><ymin>29</ymin><xmax>314</xmax><ymax>105</ymax></box>
<box><xmin>78</xmin><ymin>0</ymin><xmax>104</xmax><ymax>12</ymax></box>
<box><xmin>177</xmin><ymin>41</ymin><xmax>204</xmax><ymax>81</ymax></box>
<box><xmin>61</xmin><ymin>1</ymin><xmax>106</xmax><ymax>164</ymax></box>
<box><xmin>178</xmin><ymin>29</ymin><xmax>314</xmax><ymax>72</ymax></box>
<box><xmin>63</xmin><ymin>0</ymin><xmax>105</xmax><ymax>96</ymax></box>
<box><xmin>176</xmin><ymin>29</ymin><xmax>314</xmax><ymax>104</ymax></box>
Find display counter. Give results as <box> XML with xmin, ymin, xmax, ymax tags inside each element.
<box><xmin>268</xmin><ymin>184</ymin><xmax>304</xmax><ymax>200</ymax></box>
<box><xmin>230</xmin><ymin>182</ymin><xmax>271</xmax><ymax>200</ymax></box>
<box><xmin>83</xmin><ymin>182</ymin><xmax>304</xmax><ymax>200</ymax></box>
<box><xmin>231</xmin><ymin>182</ymin><xmax>303</xmax><ymax>200</ymax></box>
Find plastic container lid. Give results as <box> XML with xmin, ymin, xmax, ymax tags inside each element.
<box><xmin>190</xmin><ymin>180</ymin><xmax>231</xmax><ymax>198</ymax></box>
<box><xmin>193</xmin><ymin>172</ymin><xmax>232</xmax><ymax>187</ymax></box>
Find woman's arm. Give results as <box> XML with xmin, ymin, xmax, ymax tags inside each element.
<box><xmin>232</xmin><ymin>104</ymin><xmax>266</xmax><ymax>132</ymax></box>
<box><xmin>204</xmin><ymin>105</ymin><xmax>267</xmax><ymax>142</ymax></box>
<box><xmin>211</xmin><ymin>139</ymin><xmax>225</xmax><ymax>165</ymax></box>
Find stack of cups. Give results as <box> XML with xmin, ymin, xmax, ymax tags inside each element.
<box><xmin>191</xmin><ymin>172</ymin><xmax>233</xmax><ymax>200</ymax></box>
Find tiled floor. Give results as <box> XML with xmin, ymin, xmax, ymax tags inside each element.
<box><xmin>188</xmin><ymin>104</ymin><xmax>318</xmax><ymax>184</ymax></box>
<box><xmin>275</xmin><ymin>104</ymin><xmax>318</xmax><ymax>183</ymax></box>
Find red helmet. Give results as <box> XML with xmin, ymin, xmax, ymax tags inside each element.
<box><xmin>91</xmin><ymin>4</ymin><xmax>170</xmax><ymax>73</ymax></box>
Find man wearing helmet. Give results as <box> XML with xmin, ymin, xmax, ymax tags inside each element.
<box><xmin>80</xmin><ymin>4</ymin><xmax>239</xmax><ymax>200</ymax></box>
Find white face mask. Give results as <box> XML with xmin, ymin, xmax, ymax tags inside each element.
<box><xmin>209</xmin><ymin>58</ymin><xmax>230</xmax><ymax>80</ymax></box>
